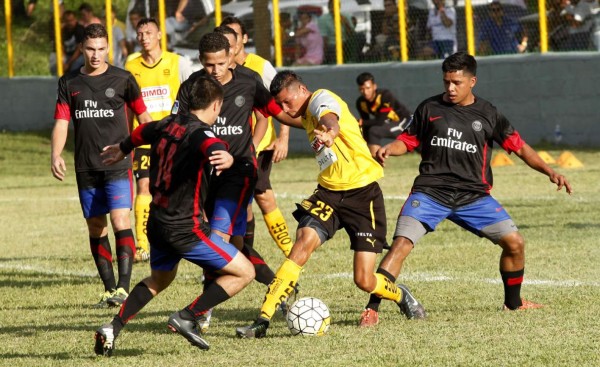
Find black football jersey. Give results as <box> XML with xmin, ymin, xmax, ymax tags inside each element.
<box><xmin>356</xmin><ymin>88</ymin><xmax>411</xmax><ymax>124</ymax></box>
<box><xmin>54</xmin><ymin>65</ymin><xmax>146</xmax><ymax>172</ymax></box>
<box><xmin>399</xmin><ymin>94</ymin><xmax>525</xmax><ymax>206</ymax></box>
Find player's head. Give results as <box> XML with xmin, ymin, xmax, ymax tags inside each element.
<box><xmin>441</xmin><ymin>52</ymin><xmax>477</xmax><ymax>106</ymax></box>
<box><xmin>198</xmin><ymin>32</ymin><xmax>231</xmax><ymax>84</ymax></box>
<box><xmin>136</xmin><ymin>18</ymin><xmax>161</xmax><ymax>53</ymax></box>
<box><xmin>356</xmin><ymin>72</ymin><xmax>378</xmax><ymax>102</ymax></box>
<box><xmin>81</xmin><ymin>23</ymin><xmax>109</xmax><ymax>71</ymax></box>
<box><xmin>270</xmin><ymin>70</ymin><xmax>310</xmax><ymax>118</ymax></box>
<box><xmin>220</xmin><ymin>16</ymin><xmax>247</xmax><ymax>56</ymax></box>
<box><xmin>214</xmin><ymin>25</ymin><xmax>238</xmax><ymax>62</ymax></box>
<box><xmin>189</xmin><ymin>76</ymin><xmax>224</xmax><ymax>124</ymax></box>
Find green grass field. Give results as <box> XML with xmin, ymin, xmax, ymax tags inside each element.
<box><xmin>0</xmin><ymin>131</ymin><xmax>599</xmax><ymax>366</ymax></box>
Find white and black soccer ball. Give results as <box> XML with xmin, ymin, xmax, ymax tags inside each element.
<box><xmin>286</xmin><ymin>297</ymin><xmax>331</xmax><ymax>336</ymax></box>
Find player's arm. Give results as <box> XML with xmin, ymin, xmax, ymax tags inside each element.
<box><xmin>101</xmin><ymin>123</ymin><xmax>156</xmax><ymax>165</ymax></box>
<box><xmin>313</xmin><ymin>112</ymin><xmax>340</xmax><ymax>148</ymax></box>
<box><xmin>273</xmin><ymin>111</ymin><xmax>303</xmax><ymax>128</ymax></box>
<box><xmin>513</xmin><ymin>143</ymin><xmax>572</xmax><ymax>194</ymax></box>
<box><xmin>252</xmin><ymin>110</ymin><xmax>269</xmax><ymax>149</ymax></box>
<box><xmin>50</xmin><ymin>119</ymin><xmax>69</xmax><ymax>181</ymax></box>
<box><xmin>137</xmin><ymin>111</ymin><xmax>153</xmax><ymax>124</ymax></box>
<box><xmin>192</xmin><ymin>129</ymin><xmax>233</xmax><ymax>175</ymax></box>
<box><xmin>375</xmin><ymin>138</ymin><xmax>408</xmax><ymax>167</ymax></box>
<box><xmin>269</xmin><ymin>123</ymin><xmax>289</xmax><ymax>163</ymax></box>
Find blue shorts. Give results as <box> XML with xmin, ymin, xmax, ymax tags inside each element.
<box><xmin>150</xmin><ymin>232</ymin><xmax>239</xmax><ymax>272</ymax></box>
<box><xmin>76</xmin><ymin>169</ymin><xmax>133</xmax><ymax>218</ymax></box>
<box><xmin>400</xmin><ymin>192</ymin><xmax>513</xmax><ymax>236</ymax></box>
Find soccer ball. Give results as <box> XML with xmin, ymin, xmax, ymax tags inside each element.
<box><xmin>286</xmin><ymin>297</ymin><xmax>331</xmax><ymax>336</ymax></box>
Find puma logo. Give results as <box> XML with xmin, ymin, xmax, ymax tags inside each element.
<box><xmin>366</xmin><ymin>238</ymin><xmax>376</xmax><ymax>247</ymax></box>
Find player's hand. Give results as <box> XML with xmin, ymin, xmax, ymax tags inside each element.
<box><xmin>210</xmin><ymin>150</ymin><xmax>234</xmax><ymax>175</ymax></box>
<box><xmin>266</xmin><ymin>137</ymin><xmax>289</xmax><ymax>163</ymax></box>
<box><xmin>101</xmin><ymin>144</ymin><xmax>125</xmax><ymax>166</ymax></box>
<box><xmin>375</xmin><ymin>145</ymin><xmax>391</xmax><ymax>167</ymax></box>
<box><xmin>51</xmin><ymin>155</ymin><xmax>66</xmax><ymax>181</ymax></box>
<box><xmin>549</xmin><ymin>172</ymin><xmax>573</xmax><ymax>195</ymax></box>
<box><xmin>314</xmin><ymin>126</ymin><xmax>335</xmax><ymax>147</ymax></box>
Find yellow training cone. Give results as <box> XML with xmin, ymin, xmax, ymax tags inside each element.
<box><xmin>537</xmin><ymin>151</ymin><xmax>556</xmax><ymax>164</ymax></box>
<box><xmin>557</xmin><ymin>151</ymin><xmax>583</xmax><ymax>168</ymax></box>
<box><xmin>491</xmin><ymin>152</ymin><xmax>514</xmax><ymax>167</ymax></box>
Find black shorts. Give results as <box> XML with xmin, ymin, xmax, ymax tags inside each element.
<box><xmin>133</xmin><ymin>148</ymin><xmax>151</xmax><ymax>180</ymax></box>
<box><xmin>255</xmin><ymin>150</ymin><xmax>274</xmax><ymax>193</ymax></box>
<box><xmin>292</xmin><ymin>182</ymin><xmax>387</xmax><ymax>253</ymax></box>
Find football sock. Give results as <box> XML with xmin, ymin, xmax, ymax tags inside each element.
<box><xmin>112</xmin><ymin>281</ymin><xmax>153</xmax><ymax>337</ymax></box>
<box><xmin>185</xmin><ymin>282</ymin><xmax>230</xmax><ymax>319</ymax></box>
<box><xmin>365</xmin><ymin>268</ymin><xmax>395</xmax><ymax>311</ymax></box>
<box><xmin>501</xmin><ymin>268</ymin><xmax>524</xmax><ymax>309</ymax></box>
<box><xmin>259</xmin><ymin>258</ymin><xmax>302</xmax><ymax>321</ymax></box>
<box><xmin>264</xmin><ymin>208</ymin><xmax>293</xmax><ymax>257</ymax></box>
<box><xmin>242</xmin><ymin>244</ymin><xmax>275</xmax><ymax>285</ymax></box>
<box><xmin>90</xmin><ymin>235</ymin><xmax>116</xmax><ymax>292</ymax></box>
<box><xmin>244</xmin><ymin>217</ymin><xmax>255</xmax><ymax>248</ymax></box>
<box><xmin>134</xmin><ymin>194</ymin><xmax>152</xmax><ymax>252</ymax></box>
<box><xmin>372</xmin><ymin>269</ymin><xmax>402</xmax><ymax>303</ymax></box>
<box><xmin>115</xmin><ymin>229</ymin><xmax>135</xmax><ymax>292</ymax></box>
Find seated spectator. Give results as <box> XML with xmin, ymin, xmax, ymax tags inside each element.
<box><xmin>423</xmin><ymin>0</ymin><xmax>456</xmax><ymax>59</ymax></box>
<box><xmin>355</xmin><ymin>72</ymin><xmax>411</xmax><ymax>157</ymax></box>
<box><xmin>478</xmin><ymin>0</ymin><xmax>528</xmax><ymax>55</ymax></box>
<box><xmin>78</xmin><ymin>2</ymin><xmax>102</xmax><ymax>27</ymax></box>
<box><xmin>562</xmin><ymin>0</ymin><xmax>597</xmax><ymax>50</ymax></box>
<box><xmin>293</xmin><ymin>9</ymin><xmax>323</xmax><ymax>66</ymax></box>
<box><xmin>49</xmin><ymin>10</ymin><xmax>85</xmax><ymax>75</ymax></box>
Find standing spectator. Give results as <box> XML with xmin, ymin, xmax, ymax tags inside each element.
<box><xmin>478</xmin><ymin>0</ymin><xmax>528</xmax><ymax>55</ymax></box>
<box><xmin>294</xmin><ymin>9</ymin><xmax>324</xmax><ymax>66</ymax></box>
<box><xmin>94</xmin><ymin>75</ymin><xmax>255</xmax><ymax>356</ymax></box>
<box><xmin>49</xmin><ymin>10</ymin><xmax>85</xmax><ymax>75</ymax></box>
<box><xmin>107</xmin><ymin>10</ymin><xmax>129</xmax><ymax>68</ymax></box>
<box><xmin>126</xmin><ymin>7</ymin><xmax>145</xmax><ymax>54</ymax></box>
<box><xmin>361</xmin><ymin>52</ymin><xmax>572</xmax><ymax>326</ymax></box>
<box><xmin>125</xmin><ymin>17</ymin><xmax>193</xmax><ymax>262</ymax></box>
<box><xmin>50</xmin><ymin>24</ymin><xmax>152</xmax><ymax>308</ymax></box>
<box><xmin>318</xmin><ymin>0</ymin><xmax>357</xmax><ymax>63</ymax></box>
<box><xmin>79</xmin><ymin>2</ymin><xmax>102</xmax><ymax>27</ymax></box>
<box><xmin>424</xmin><ymin>0</ymin><xmax>456</xmax><ymax>59</ymax></box>
<box><xmin>355</xmin><ymin>72</ymin><xmax>411</xmax><ymax>157</ymax></box>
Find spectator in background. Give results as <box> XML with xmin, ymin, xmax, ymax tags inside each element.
<box><xmin>126</xmin><ymin>7</ymin><xmax>145</xmax><ymax>54</ymax></box>
<box><xmin>280</xmin><ymin>12</ymin><xmax>296</xmax><ymax>66</ymax></box>
<box><xmin>79</xmin><ymin>2</ymin><xmax>102</xmax><ymax>27</ymax></box>
<box><xmin>318</xmin><ymin>0</ymin><xmax>357</xmax><ymax>63</ymax></box>
<box><xmin>478</xmin><ymin>0</ymin><xmax>528</xmax><ymax>55</ymax></box>
<box><xmin>373</xmin><ymin>0</ymin><xmax>400</xmax><ymax>60</ymax></box>
<box><xmin>561</xmin><ymin>0</ymin><xmax>598</xmax><ymax>50</ymax></box>
<box><xmin>293</xmin><ymin>9</ymin><xmax>323</xmax><ymax>66</ymax></box>
<box><xmin>49</xmin><ymin>10</ymin><xmax>85</xmax><ymax>75</ymax></box>
<box><xmin>423</xmin><ymin>0</ymin><xmax>456</xmax><ymax>59</ymax></box>
<box><xmin>106</xmin><ymin>9</ymin><xmax>128</xmax><ymax>67</ymax></box>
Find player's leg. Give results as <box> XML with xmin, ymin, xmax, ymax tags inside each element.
<box><xmin>77</xmin><ymin>171</ymin><xmax>117</xmax><ymax>307</ymax></box>
<box><xmin>105</xmin><ymin>170</ymin><xmax>136</xmax><ymax>306</ymax></box>
<box><xmin>454</xmin><ymin>195</ymin><xmax>542</xmax><ymax>310</ymax></box>
<box><xmin>133</xmin><ymin>148</ymin><xmax>151</xmax><ymax>262</ymax></box>
<box><xmin>244</xmin><ymin>201</ymin><xmax>255</xmax><ymax>248</ymax></box>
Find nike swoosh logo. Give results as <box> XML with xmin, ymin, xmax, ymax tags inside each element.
<box><xmin>71</xmin><ymin>91</ymin><xmax>81</xmax><ymax>96</ymax></box>
<box><xmin>429</xmin><ymin>116</ymin><xmax>442</xmax><ymax>122</ymax></box>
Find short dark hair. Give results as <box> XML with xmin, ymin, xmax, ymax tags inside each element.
<box><xmin>356</xmin><ymin>72</ymin><xmax>375</xmax><ymax>85</ymax></box>
<box><xmin>129</xmin><ymin>7</ymin><xmax>145</xmax><ymax>18</ymax></box>
<box><xmin>442</xmin><ymin>51</ymin><xmax>477</xmax><ymax>76</ymax></box>
<box><xmin>83</xmin><ymin>23</ymin><xmax>108</xmax><ymax>43</ymax></box>
<box><xmin>214</xmin><ymin>25</ymin><xmax>237</xmax><ymax>39</ymax></box>
<box><xmin>198</xmin><ymin>32</ymin><xmax>230</xmax><ymax>56</ymax></box>
<box><xmin>189</xmin><ymin>76</ymin><xmax>224</xmax><ymax>110</ymax></box>
<box><xmin>136</xmin><ymin>18</ymin><xmax>160</xmax><ymax>30</ymax></box>
<box><xmin>221</xmin><ymin>16</ymin><xmax>248</xmax><ymax>36</ymax></box>
<box><xmin>270</xmin><ymin>70</ymin><xmax>303</xmax><ymax>96</ymax></box>
<box><xmin>79</xmin><ymin>2</ymin><xmax>94</xmax><ymax>13</ymax></box>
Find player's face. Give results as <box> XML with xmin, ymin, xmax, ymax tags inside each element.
<box><xmin>137</xmin><ymin>23</ymin><xmax>161</xmax><ymax>53</ymax></box>
<box><xmin>275</xmin><ymin>84</ymin><xmax>306</xmax><ymax>118</ymax></box>
<box><xmin>82</xmin><ymin>37</ymin><xmax>108</xmax><ymax>71</ymax></box>
<box><xmin>358</xmin><ymin>80</ymin><xmax>377</xmax><ymax>102</ymax></box>
<box><xmin>200</xmin><ymin>50</ymin><xmax>230</xmax><ymax>84</ymax></box>
<box><xmin>225</xmin><ymin>23</ymin><xmax>245</xmax><ymax>55</ymax></box>
<box><xmin>443</xmin><ymin>70</ymin><xmax>476</xmax><ymax>106</ymax></box>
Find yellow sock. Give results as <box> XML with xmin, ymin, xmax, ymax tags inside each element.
<box><xmin>134</xmin><ymin>194</ymin><xmax>152</xmax><ymax>252</ymax></box>
<box><xmin>263</xmin><ymin>208</ymin><xmax>293</xmax><ymax>257</ymax></box>
<box><xmin>372</xmin><ymin>273</ymin><xmax>402</xmax><ymax>303</ymax></box>
<box><xmin>260</xmin><ymin>258</ymin><xmax>302</xmax><ymax>320</ymax></box>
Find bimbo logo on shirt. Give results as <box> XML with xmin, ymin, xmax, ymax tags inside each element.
<box><xmin>75</xmin><ymin>99</ymin><xmax>114</xmax><ymax>119</ymax></box>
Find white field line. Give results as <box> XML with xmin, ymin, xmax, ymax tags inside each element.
<box><xmin>2</xmin><ymin>262</ymin><xmax>598</xmax><ymax>288</ymax></box>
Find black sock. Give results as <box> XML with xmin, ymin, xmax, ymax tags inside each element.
<box><xmin>185</xmin><ymin>282</ymin><xmax>230</xmax><ymax>319</ymax></box>
<box><xmin>501</xmin><ymin>268</ymin><xmax>524</xmax><ymax>309</ymax></box>
<box><xmin>366</xmin><ymin>268</ymin><xmax>397</xmax><ymax>311</ymax></box>
<box><xmin>244</xmin><ymin>217</ymin><xmax>255</xmax><ymax>248</ymax></box>
<box><xmin>115</xmin><ymin>229</ymin><xmax>135</xmax><ymax>292</ymax></box>
<box><xmin>242</xmin><ymin>244</ymin><xmax>274</xmax><ymax>285</ymax></box>
<box><xmin>112</xmin><ymin>281</ymin><xmax>153</xmax><ymax>337</ymax></box>
<box><xmin>90</xmin><ymin>235</ymin><xmax>116</xmax><ymax>292</ymax></box>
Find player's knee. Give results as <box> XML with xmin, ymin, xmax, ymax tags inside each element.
<box><xmin>353</xmin><ymin>273</ymin><xmax>374</xmax><ymax>293</ymax></box>
<box><xmin>499</xmin><ymin>232</ymin><xmax>525</xmax><ymax>255</ymax></box>
<box><xmin>390</xmin><ymin>237</ymin><xmax>414</xmax><ymax>258</ymax></box>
